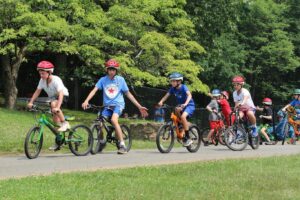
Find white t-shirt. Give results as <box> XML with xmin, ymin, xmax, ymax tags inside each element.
<box><xmin>37</xmin><ymin>75</ymin><xmax>69</xmax><ymax>98</ymax></box>
<box><xmin>233</xmin><ymin>88</ymin><xmax>255</xmax><ymax>108</ymax></box>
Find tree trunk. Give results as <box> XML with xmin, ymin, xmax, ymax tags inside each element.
<box><xmin>0</xmin><ymin>46</ymin><xmax>26</xmax><ymax>109</ymax></box>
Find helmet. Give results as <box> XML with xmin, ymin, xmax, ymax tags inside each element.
<box><xmin>211</xmin><ymin>89</ymin><xmax>221</xmax><ymax>97</ymax></box>
<box><xmin>293</xmin><ymin>89</ymin><xmax>300</xmax><ymax>95</ymax></box>
<box><xmin>169</xmin><ymin>72</ymin><xmax>183</xmax><ymax>81</ymax></box>
<box><xmin>37</xmin><ymin>61</ymin><xmax>54</xmax><ymax>73</ymax></box>
<box><xmin>262</xmin><ymin>98</ymin><xmax>272</xmax><ymax>105</ymax></box>
<box><xmin>105</xmin><ymin>59</ymin><xmax>120</xmax><ymax>70</ymax></box>
<box><xmin>232</xmin><ymin>75</ymin><xmax>245</xmax><ymax>85</ymax></box>
<box><xmin>221</xmin><ymin>91</ymin><xmax>229</xmax><ymax>99</ymax></box>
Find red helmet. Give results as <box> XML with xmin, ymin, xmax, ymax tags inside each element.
<box><xmin>232</xmin><ymin>75</ymin><xmax>245</xmax><ymax>85</ymax></box>
<box><xmin>105</xmin><ymin>59</ymin><xmax>120</xmax><ymax>70</ymax></box>
<box><xmin>262</xmin><ymin>98</ymin><xmax>272</xmax><ymax>105</ymax></box>
<box><xmin>221</xmin><ymin>91</ymin><xmax>229</xmax><ymax>99</ymax></box>
<box><xmin>37</xmin><ymin>61</ymin><xmax>54</xmax><ymax>73</ymax></box>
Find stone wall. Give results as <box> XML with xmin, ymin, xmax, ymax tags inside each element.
<box><xmin>128</xmin><ymin>122</ymin><xmax>163</xmax><ymax>141</ymax></box>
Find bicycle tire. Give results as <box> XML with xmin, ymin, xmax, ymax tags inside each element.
<box><xmin>224</xmin><ymin>126</ymin><xmax>248</xmax><ymax>151</ymax></box>
<box><xmin>186</xmin><ymin>125</ymin><xmax>202</xmax><ymax>153</ymax></box>
<box><xmin>24</xmin><ymin>126</ymin><xmax>43</xmax><ymax>159</ymax></box>
<box><xmin>90</xmin><ymin>123</ymin><xmax>106</xmax><ymax>154</ymax></box>
<box><xmin>201</xmin><ymin>128</ymin><xmax>210</xmax><ymax>144</ymax></box>
<box><xmin>218</xmin><ymin>128</ymin><xmax>226</xmax><ymax>145</ymax></box>
<box><xmin>156</xmin><ymin>124</ymin><xmax>175</xmax><ymax>153</ymax></box>
<box><xmin>249</xmin><ymin>134</ymin><xmax>259</xmax><ymax>150</ymax></box>
<box><xmin>282</xmin><ymin>123</ymin><xmax>290</xmax><ymax>145</ymax></box>
<box><xmin>120</xmin><ymin>125</ymin><xmax>132</xmax><ymax>152</ymax></box>
<box><xmin>68</xmin><ymin>124</ymin><xmax>93</xmax><ymax>156</ymax></box>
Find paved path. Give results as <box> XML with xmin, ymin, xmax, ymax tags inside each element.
<box><xmin>1</xmin><ymin>145</ymin><xmax>300</xmax><ymax>180</ymax></box>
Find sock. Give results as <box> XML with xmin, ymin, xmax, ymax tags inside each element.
<box><xmin>119</xmin><ymin>141</ymin><xmax>125</xmax><ymax>147</ymax></box>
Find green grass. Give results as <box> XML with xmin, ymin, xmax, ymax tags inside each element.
<box><xmin>0</xmin><ymin>106</ymin><xmax>157</xmax><ymax>154</ymax></box>
<box><xmin>1</xmin><ymin>155</ymin><xmax>300</xmax><ymax>199</ymax></box>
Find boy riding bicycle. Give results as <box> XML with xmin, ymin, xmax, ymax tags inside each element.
<box><xmin>82</xmin><ymin>59</ymin><xmax>148</xmax><ymax>154</ymax></box>
<box><xmin>256</xmin><ymin>98</ymin><xmax>274</xmax><ymax>145</ymax></box>
<box><xmin>158</xmin><ymin>72</ymin><xmax>195</xmax><ymax>147</ymax></box>
<box><xmin>232</xmin><ymin>75</ymin><xmax>258</xmax><ymax>138</ymax></box>
<box><xmin>27</xmin><ymin>61</ymin><xmax>70</xmax><ymax>150</ymax></box>
<box><xmin>206</xmin><ymin>89</ymin><xmax>223</xmax><ymax>145</ymax></box>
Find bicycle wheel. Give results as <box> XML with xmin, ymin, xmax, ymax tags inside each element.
<box><xmin>24</xmin><ymin>126</ymin><xmax>43</xmax><ymax>159</ymax></box>
<box><xmin>224</xmin><ymin>126</ymin><xmax>248</xmax><ymax>151</ymax></box>
<box><xmin>186</xmin><ymin>125</ymin><xmax>202</xmax><ymax>153</ymax></box>
<box><xmin>90</xmin><ymin>123</ymin><xmax>106</xmax><ymax>154</ymax></box>
<box><xmin>156</xmin><ymin>124</ymin><xmax>175</xmax><ymax>153</ymax></box>
<box><xmin>119</xmin><ymin>125</ymin><xmax>132</xmax><ymax>152</ymax></box>
<box><xmin>218</xmin><ymin>128</ymin><xmax>226</xmax><ymax>145</ymax></box>
<box><xmin>249</xmin><ymin>134</ymin><xmax>259</xmax><ymax>150</ymax></box>
<box><xmin>282</xmin><ymin>123</ymin><xmax>290</xmax><ymax>145</ymax></box>
<box><xmin>68</xmin><ymin>124</ymin><xmax>93</xmax><ymax>156</ymax></box>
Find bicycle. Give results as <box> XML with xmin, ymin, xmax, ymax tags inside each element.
<box><xmin>281</xmin><ymin>107</ymin><xmax>299</xmax><ymax>145</ymax></box>
<box><xmin>24</xmin><ymin>104</ymin><xmax>93</xmax><ymax>159</ymax></box>
<box><xmin>156</xmin><ymin>104</ymin><xmax>202</xmax><ymax>153</ymax></box>
<box><xmin>202</xmin><ymin>116</ymin><xmax>226</xmax><ymax>146</ymax></box>
<box><xmin>87</xmin><ymin>104</ymin><xmax>132</xmax><ymax>154</ymax></box>
<box><xmin>224</xmin><ymin>107</ymin><xmax>259</xmax><ymax>151</ymax></box>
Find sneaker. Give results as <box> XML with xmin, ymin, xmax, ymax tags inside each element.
<box><xmin>182</xmin><ymin>138</ymin><xmax>193</xmax><ymax>147</ymax></box>
<box><xmin>57</xmin><ymin>121</ymin><xmax>70</xmax><ymax>132</ymax></box>
<box><xmin>265</xmin><ymin>141</ymin><xmax>274</xmax><ymax>145</ymax></box>
<box><xmin>117</xmin><ymin>145</ymin><xmax>127</xmax><ymax>154</ymax></box>
<box><xmin>49</xmin><ymin>143</ymin><xmax>60</xmax><ymax>151</ymax></box>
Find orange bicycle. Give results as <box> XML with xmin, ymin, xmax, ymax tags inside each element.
<box><xmin>156</xmin><ymin>104</ymin><xmax>202</xmax><ymax>153</ymax></box>
<box><xmin>202</xmin><ymin>118</ymin><xmax>226</xmax><ymax>146</ymax></box>
<box><xmin>286</xmin><ymin>106</ymin><xmax>300</xmax><ymax>137</ymax></box>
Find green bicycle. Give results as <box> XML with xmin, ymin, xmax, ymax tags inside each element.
<box><xmin>24</xmin><ymin>105</ymin><xmax>93</xmax><ymax>159</ymax></box>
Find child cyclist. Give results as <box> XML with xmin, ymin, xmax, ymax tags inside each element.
<box><xmin>206</xmin><ymin>89</ymin><xmax>223</xmax><ymax>145</ymax></box>
<box><xmin>218</xmin><ymin>91</ymin><xmax>233</xmax><ymax>126</ymax></box>
<box><xmin>27</xmin><ymin>61</ymin><xmax>70</xmax><ymax>150</ymax></box>
<box><xmin>82</xmin><ymin>59</ymin><xmax>148</xmax><ymax>154</ymax></box>
<box><xmin>232</xmin><ymin>75</ymin><xmax>258</xmax><ymax>138</ymax></box>
<box><xmin>256</xmin><ymin>98</ymin><xmax>274</xmax><ymax>145</ymax></box>
<box><xmin>158</xmin><ymin>72</ymin><xmax>195</xmax><ymax>147</ymax></box>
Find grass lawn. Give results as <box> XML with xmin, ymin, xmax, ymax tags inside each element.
<box><xmin>1</xmin><ymin>154</ymin><xmax>300</xmax><ymax>199</ymax></box>
<box><xmin>0</xmin><ymin>105</ymin><xmax>158</xmax><ymax>154</ymax></box>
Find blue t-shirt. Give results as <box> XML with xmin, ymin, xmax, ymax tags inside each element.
<box><xmin>168</xmin><ymin>84</ymin><xmax>195</xmax><ymax>106</ymax></box>
<box><xmin>96</xmin><ymin>75</ymin><xmax>129</xmax><ymax>108</ymax></box>
<box><xmin>290</xmin><ymin>99</ymin><xmax>300</xmax><ymax>114</ymax></box>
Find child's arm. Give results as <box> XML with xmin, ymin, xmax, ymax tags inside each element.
<box><xmin>182</xmin><ymin>91</ymin><xmax>192</xmax><ymax>108</ymax></box>
<box><xmin>82</xmin><ymin>87</ymin><xmax>98</xmax><ymax>109</ymax></box>
<box><xmin>125</xmin><ymin>91</ymin><xmax>148</xmax><ymax>117</ymax></box>
<box><xmin>28</xmin><ymin>89</ymin><xmax>42</xmax><ymax>108</ymax></box>
<box><xmin>282</xmin><ymin>104</ymin><xmax>291</xmax><ymax>111</ymax></box>
<box><xmin>256</xmin><ymin>106</ymin><xmax>263</xmax><ymax>111</ymax></box>
<box><xmin>158</xmin><ymin>93</ymin><xmax>170</xmax><ymax>106</ymax></box>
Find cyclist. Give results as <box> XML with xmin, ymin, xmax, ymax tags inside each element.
<box><xmin>27</xmin><ymin>60</ymin><xmax>70</xmax><ymax>150</ymax></box>
<box><xmin>219</xmin><ymin>91</ymin><xmax>234</xmax><ymax>126</ymax></box>
<box><xmin>232</xmin><ymin>75</ymin><xmax>258</xmax><ymax>138</ymax></box>
<box><xmin>158</xmin><ymin>72</ymin><xmax>195</xmax><ymax>147</ymax></box>
<box><xmin>256</xmin><ymin>98</ymin><xmax>274</xmax><ymax>145</ymax></box>
<box><xmin>82</xmin><ymin>59</ymin><xmax>148</xmax><ymax>154</ymax></box>
<box><xmin>282</xmin><ymin>89</ymin><xmax>300</xmax><ymax>137</ymax></box>
<box><xmin>206</xmin><ymin>89</ymin><xmax>223</xmax><ymax>145</ymax></box>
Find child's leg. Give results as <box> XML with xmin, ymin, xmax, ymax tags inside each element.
<box><xmin>261</xmin><ymin>127</ymin><xmax>271</xmax><ymax>142</ymax></box>
<box><xmin>111</xmin><ymin>113</ymin><xmax>123</xmax><ymax>142</ymax></box>
<box><xmin>181</xmin><ymin>112</ymin><xmax>189</xmax><ymax>132</ymax></box>
<box><xmin>50</xmin><ymin>100</ymin><xmax>65</xmax><ymax>123</ymax></box>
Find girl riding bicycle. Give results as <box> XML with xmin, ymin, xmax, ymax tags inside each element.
<box><xmin>27</xmin><ymin>61</ymin><xmax>69</xmax><ymax>150</ymax></box>
<box><xmin>82</xmin><ymin>59</ymin><xmax>148</xmax><ymax>154</ymax></box>
<box><xmin>158</xmin><ymin>72</ymin><xmax>195</xmax><ymax>147</ymax></box>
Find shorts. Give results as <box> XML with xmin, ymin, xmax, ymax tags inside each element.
<box><xmin>102</xmin><ymin>106</ymin><xmax>124</xmax><ymax>117</ymax></box>
<box><xmin>182</xmin><ymin>105</ymin><xmax>195</xmax><ymax>118</ymax></box>
<box><xmin>239</xmin><ymin>105</ymin><xmax>255</xmax><ymax>116</ymax></box>
<box><xmin>49</xmin><ymin>96</ymin><xmax>68</xmax><ymax>107</ymax></box>
<box><xmin>209</xmin><ymin>120</ymin><xmax>223</xmax><ymax>130</ymax></box>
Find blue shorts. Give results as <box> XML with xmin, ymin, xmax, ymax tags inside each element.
<box><xmin>101</xmin><ymin>106</ymin><xmax>124</xmax><ymax>117</ymax></box>
<box><xmin>183</xmin><ymin>105</ymin><xmax>195</xmax><ymax>118</ymax></box>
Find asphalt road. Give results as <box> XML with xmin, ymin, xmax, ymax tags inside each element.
<box><xmin>1</xmin><ymin>144</ymin><xmax>300</xmax><ymax>180</ymax></box>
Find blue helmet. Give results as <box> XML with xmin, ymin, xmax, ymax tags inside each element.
<box><xmin>211</xmin><ymin>89</ymin><xmax>221</xmax><ymax>97</ymax></box>
<box><xmin>169</xmin><ymin>72</ymin><xmax>183</xmax><ymax>81</ymax></box>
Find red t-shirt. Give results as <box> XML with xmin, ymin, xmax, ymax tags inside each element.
<box><xmin>218</xmin><ymin>99</ymin><xmax>232</xmax><ymax>115</ymax></box>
